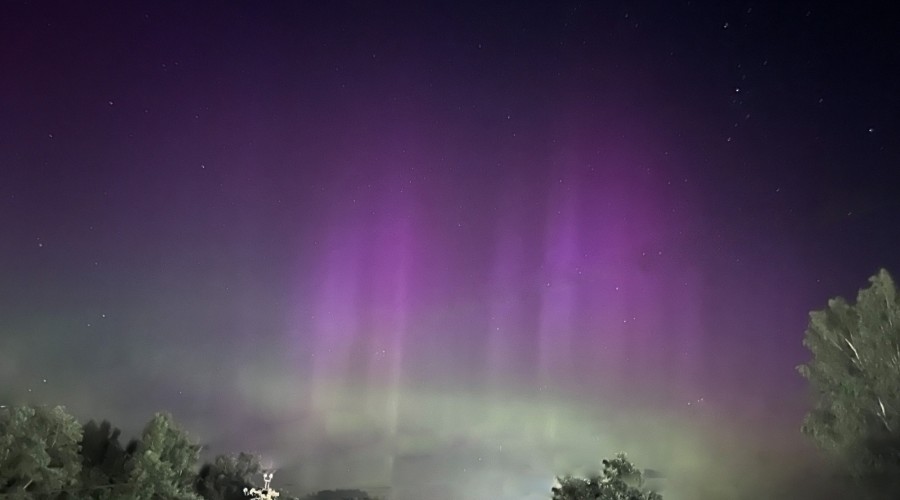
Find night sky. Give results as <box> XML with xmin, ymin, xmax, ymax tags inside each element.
<box><xmin>2</xmin><ymin>2</ymin><xmax>900</xmax><ymax>499</ymax></box>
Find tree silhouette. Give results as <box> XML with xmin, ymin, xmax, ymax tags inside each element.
<box><xmin>551</xmin><ymin>453</ymin><xmax>662</xmax><ymax>500</ymax></box>
<box><xmin>120</xmin><ymin>412</ymin><xmax>202</xmax><ymax>500</ymax></box>
<box><xmin>196</xmin><ymin>452</ymin><xmax>263</xmax><ymax>500</ymax></box>
<box><xmin>798</xmin><ymin>269</ymin><xmax>900</xmax><ymax>497</ymax></box>
<box><xmin>77</xmin><ymin>419</ymin><xmax>130</xmax><ymax>499</ymax></box>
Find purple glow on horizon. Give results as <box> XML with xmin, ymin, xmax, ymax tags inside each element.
<box><xmin>4</xmin><ymin>3</ymin><xmax>897</xmax><ymax>498</ymax></box>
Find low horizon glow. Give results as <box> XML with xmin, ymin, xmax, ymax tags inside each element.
<box><xmin>1</xmin><ymin>2</ymin><xmax>898</xmax><ymax>499</ymax></box>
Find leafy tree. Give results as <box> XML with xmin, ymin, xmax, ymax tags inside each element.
<box><xmin>0</xmin><ymin>405</ymin><xmax>83</xmax><ymax>498</ymax></box>
<box><xmin>196</xmin><ymin>452</ymin><xmax>263</xmax><ymax>500</ymax></box>
<box><xmin>551</xmin><ymin>453</ymin><xmax>662</xmax><ymax>500</ymax></box>
<box><xmin>119</xmin><ymin>412</ymin><xmax>203</xmax><ymax>500</ymax></box>
<box><xmin>0</xmin><ymin>406</ymin><xmax>276</xmax><ymax>500</ymax></box>
<box><xmin>798</xmin><ymin>269</ymin><xmax>900</xmax><ymax>496</ymax></box>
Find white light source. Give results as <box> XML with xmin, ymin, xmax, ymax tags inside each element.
<box><xmin>244</xmin><ymin>470</ymin><xmax>280</xmax><ymax>499</ymax></box>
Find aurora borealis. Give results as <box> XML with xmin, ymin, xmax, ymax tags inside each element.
<box><xmin>2</xmin><ymin>2</ymin><xmax>899</xmax><ymax>499</ymax></box>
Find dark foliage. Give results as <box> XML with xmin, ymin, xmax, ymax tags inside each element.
<box><xmin>196</xmin><ymin>452</ymin><xmax>262</xmax><ymax>500</ymax></box>
<box><xmin>798</xmin><ymin>269</ymin><xmax>900</xmax><ymax>498</ymax></box>
<box><xmin>0</xmin><ymin>407</ymin><xmax>203</xmax><ymax>499</ymax></box>
<box><xmin>551</xmin><ymin>453</ymin><xmax>662</xmax><ymax>500</ymax></box>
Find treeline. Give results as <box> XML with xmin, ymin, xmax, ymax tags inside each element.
<box><xmin>0</xmin><ymin>406</ymin><xmax>261</xmax><ymax>499</ymax></box>
<box><xmin>4</xmin><ymin>270</ymin><xmax>900</xmax><ymax>500</ymax></box>
<box><xmin>0</xmin><ymin>406</ymin><xmax>376</xmax><ymax>500</ymax></box>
